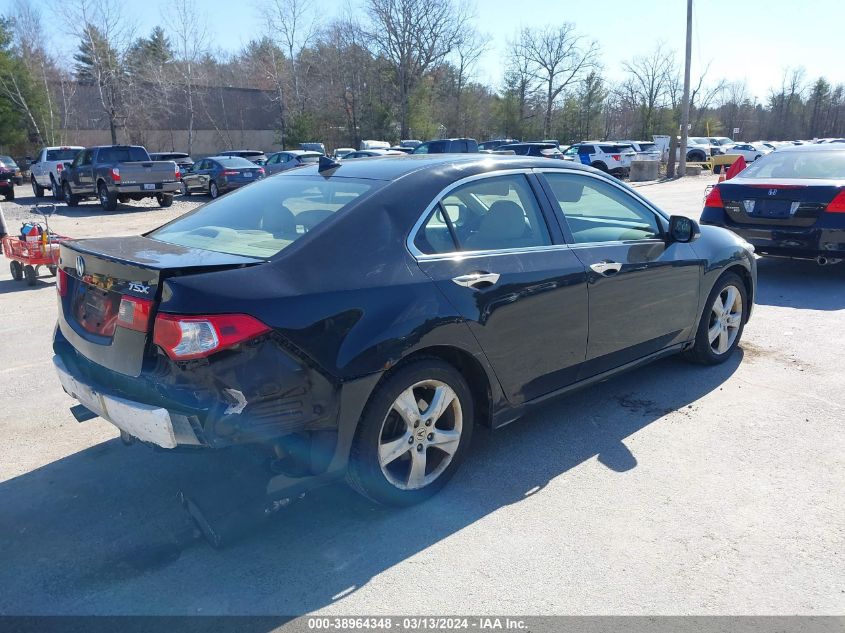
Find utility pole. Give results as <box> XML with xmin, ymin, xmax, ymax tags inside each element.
<box><xmin>678</xmin><ymin>0</ymin><xmax>693</xmax><ymax>177</ymax></box>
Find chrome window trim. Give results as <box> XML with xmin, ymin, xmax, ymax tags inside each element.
<box><xmin>406</xmin><ymin>168</ymin><xmax>550</xmax><ymax>259</ymax></box>
<box><xmin>406</xmin><ymin>166</ymin><xmax>670</xmax><ymax>260</ymax></box>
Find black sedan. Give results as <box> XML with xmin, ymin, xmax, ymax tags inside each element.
<box><xmin>701</xmin><ymin>144</ymin><xmax>845</xmax><ymax>265</ymax></box>
<box><xmin>52</xmin><ymin>155</ymin><xmax>755</xmax><ymax>506</ymax></box>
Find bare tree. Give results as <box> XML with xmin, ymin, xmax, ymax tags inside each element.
<box><xmin>622</xmin><ymin>45</ymin><xmax>676</xmax><ymax>138</ymax></box>
<box><xmin>451</xmin><ymin>28</ymin><xmax>487</xmax><ymax>135</ymax></box>
<box><xmin>263</xmin><ymin>0</ymin><xmax>318</xmax><ymax>114</ymax></box>
<box><xmin>171</xmin><ymin>0</ymin><xmax>208</xmax><ymax>154</ymax></box>
<box><xmin>515</xmin><ymin>24</ymin><xmax>598</xmax><ymax>138</ymax></box>
<box><xmin>366</xmin><ymin>0</ymin><xmax>470</xmax><ymax>138</ymax></box>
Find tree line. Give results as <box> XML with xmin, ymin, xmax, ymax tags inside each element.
<box><xmin>1</xmin><ymin>0</ymin><xmax>844</xmax><ymax>157</ymax></box>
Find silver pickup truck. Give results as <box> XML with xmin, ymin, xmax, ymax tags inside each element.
<box><xmin>60</xmin><ymin>145</ymin><xmax>182</xmax><ymax>211</ymax></box>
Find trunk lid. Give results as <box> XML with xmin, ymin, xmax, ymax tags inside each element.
<box><xmin>57</xmin><ymin>236</ymin><xmax>262</xmax><ymax>377</ymax></box>
<box><xmin>718</xmin><ymin>179</ymin><xmax>844</xmax><ymax>228</ymax></box>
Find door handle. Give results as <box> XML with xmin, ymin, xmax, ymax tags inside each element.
<box><xmin>589</xmin><ymin>261</ymin><xmax>623</xmax><ymax>276</ymax></box>
<box><xmin>451</xmin><ymin>272</ymin><xmax>501</xmax><ymax>288</ymax></box>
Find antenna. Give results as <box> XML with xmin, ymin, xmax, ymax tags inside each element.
<box><xmin>318</xmin><ymin>155</ymin><xmax>341</xmax><ymax>174</ymax></box>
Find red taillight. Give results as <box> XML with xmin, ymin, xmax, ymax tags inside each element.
<box><xmin>257</xmin><ymin>168</ymin><xmax>265</xmax><ymax>176</ymax></box>
<box><xmin>56</xmin><ymin>163</ymin><xmax>63</xmax><ymax>172</ymax></box>
<box><xmin>57</xmin><ymin>268</ymin><xmax>68</xmax><ymax>296</ymax></box>
<box><xmin>110</xmin><ymin>167</ymin><xmax>120</xmax><ymax>182</ymax></box>
<box><xmin>117</xmin><ymin>295</ymin><xmax>153</xmax><ymax>332</ymax></box>
<box><xmin>705</xmin><ymin>186</ymin><xmax>724</xmax><ymax>208</ymax></box>
<box><xmin>175</xmin><ymin>165</ymin><xmax>181</xmax><ymax>181</ymax></box>
<box><xmin>826</xmin><ymin>189</ymin><xmax>845</xmax><ymax>213</ymax></box>
<box><xmin>611</xmin><ymin>154</ymin><xmax>621</xmax><ymax>161</ymax></box>
<box><xmin>221</xmin><ymin>170</ymin><xmax>239</xmax><ymax>176</ymax></box>
<box><xmin>153</xmin><ymin>313</ymin><xmax>271</xmax><ymax>360</ymax></box>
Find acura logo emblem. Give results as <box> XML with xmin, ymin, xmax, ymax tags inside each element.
<box><xmin>75</xmin><ymin>255</ymin><xmax>85</xmax><ymax>277</ymax></box>
<box><xmin>768</xmin><ymin>189</ymin><xmax>778</xmax><ymax>196</ymax></box>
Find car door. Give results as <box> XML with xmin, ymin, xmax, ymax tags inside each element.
<box><xmin>576</xmin><ymin>144</ymin><xmax>595</xmax><ymax>166</ymax></box>
<box><xmin>71</xmin><ymin>149</ymin><xmax>93</xmax><ymax>193</ymax></box>
<box><xmin>183</xmin><ymin>159</ymin><xmax>203</xmax><ymax>191</ymax></box>
<box><xmin>538</xmin><ymin>170</ymin><xmax>702</xmax><ymax>379</ymax></box>
<box><xmin>265</xmin><ymin>153</ymin><xmax>281</xmax><ymax>175</ymax></box>
<box><xmin>410</xmin><ymin>171</ymin><xmax>589</xmax><ymax>404</ymax></box>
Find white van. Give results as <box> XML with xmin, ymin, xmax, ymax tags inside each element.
<box><xmin>360</xmin><ymin>140</ymin><xmax>391</xmax><ymax>151</ymax></box>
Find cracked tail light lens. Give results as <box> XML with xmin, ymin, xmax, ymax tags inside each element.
<box><xmin>153</xmin><ymin>313</ymin><xmax>271</xmax><ymax>360</ymax></box>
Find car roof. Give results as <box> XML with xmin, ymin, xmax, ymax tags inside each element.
<box><xmin>768</xmin><ymin>143</ymin><xmax>845</xmax><ymax>153</ymax></box>
<box><xmin>287</xmin><ymin>154</ymin><xmax>594</xmax><ymax>181</ymax></box>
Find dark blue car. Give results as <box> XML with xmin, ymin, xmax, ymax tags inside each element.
<box><xmin>701</xmin><ymin>144</ymin><xmax>845</xmax><ymax>265</ymax></box>
<box><xmin>182</xmin><ymin>155</ymin><xmax>265</xmax><ymax>199</ymax></box>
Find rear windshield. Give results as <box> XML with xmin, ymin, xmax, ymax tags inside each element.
<box><xmin>46</xmin><ymin>149</ymin><xmax>80</xmax><ymax>161</ymax></box>
<box><xmin>153</xmin><ymin>153</ymin><xmax>190</xmax><ymax>161</ymax></box>
<box><xmin>149</xmin><ymin>176</ymin><xmax>380</xmax><ymax>258</ymax></box>
<box><xmin>637</xmin><ymin>143</ymin><xmax>657</xmax><ymax>151</ymax></box>
<box><xmin>215</xmin><ymin>156</ymin><xmax>256</xmax><ymax>168</ymax></box>
<box><xmin>97</xmin><ymin>146</ymin><xmax>149</xmax><ymax>163</ymax></box>
<box><xmin>739</xmin><ymin>150</ymin><xmax>845</xmax><ymax>180</ymax></box>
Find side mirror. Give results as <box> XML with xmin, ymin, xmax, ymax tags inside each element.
<box><xmin>668</xmin><ymin>215</ymin><xmax>700</xmax><ymax>243</ymax></box>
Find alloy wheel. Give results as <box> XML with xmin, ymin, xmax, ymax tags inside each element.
<box><xmin>708</xmin><ymin>284</ymin><xmax>743</xmax><ymax>354</ymax></box>
<box><xmin>378</xmin><ymin>380</ymin><xmax>463</xmax><ymax>490</ymax></box>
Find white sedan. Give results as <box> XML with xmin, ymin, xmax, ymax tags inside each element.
<box><xmin>725</xmin><ymin>142</ymin><xmax>771</xmax><ymax>162</ymax></box>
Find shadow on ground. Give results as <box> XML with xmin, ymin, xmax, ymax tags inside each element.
<box><xmin>0</xmin><ymin>353</ymin><xmax>740</xmax><ymax>615</ymax></box>
<box><xmin>754</xmin><ymin>257</ymin><xmax>845</xmax><ymax>310</ymax></box>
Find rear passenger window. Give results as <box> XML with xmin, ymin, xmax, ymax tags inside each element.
<box><xmin>544</xmin><ymin>172</ymin><xmax>662</xmax><ymax>244</ymax></box>
<box><xmin>413</xmin><ymin>174</ymin><xmax>551</xmax><ymax>254</ymax></box>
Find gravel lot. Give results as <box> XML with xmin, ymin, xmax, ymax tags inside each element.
<box><xmin>0</xmin><ymin>176</ymin><xmax>842</xmax><ymax>616</ymax></box>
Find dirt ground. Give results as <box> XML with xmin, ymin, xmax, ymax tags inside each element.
<box><xmin>0</xmin><ymin>174</ymin><xmax>842</xmax><ymax>616</ymax></box>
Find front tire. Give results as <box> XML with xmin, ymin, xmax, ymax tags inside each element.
<box><xmin>63</xmin><ymin>182</ymin><xmax>79</xmax><ymax>207</ymax></box>
<box><xmin>23</xmin><ymin>265</ymin><xmax>36</xmax><ymax>286</ymax></box>
<box><xmin>31</xmin><ymin>178</ymin><xmax>45</xmax><ymax>197</ymax></box>
<box><xmin>5</xmin><ymin>187</ymin><xmax>14</xmax><ymax>201</ymax></box>
<box><xmin>10</xmin><ymin>260</ymin><xmax>23</xmax><ymax>281</ymax></box>
<box><xmin>347</xmin><ymin>359</ymin><xmax>474</xmax><ymax>506</ymax></box>
<box><xmin>684</xmin><ymin>272</ymin><xmax>747</xmax><ymax>365</ymax></box>
<box><xmin>591</xmin><ymin>161</ymin><xmax>608</xmax><ymax>172</ymax></box>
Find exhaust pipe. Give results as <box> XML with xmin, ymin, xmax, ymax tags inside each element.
<box><xmin>817</xmin><ymin>256</ymin><xmax>842</xmax><ymax>266</ymax></box>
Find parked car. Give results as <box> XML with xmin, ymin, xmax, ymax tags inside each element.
<box><xmin>360</xmin><ymin>140</ymin><xmax>391</xmax><ymax>151</ymax></box>
<box><xmin>619</xmin><ymin>140</ymin><xmax>661</xmax><ymax>160</ymax></box>
<box><xmin>400</xmin><ymin>139</ymin><xmax>422</xmax><ymax>149</ymax></box>
<box><xmin>652</xmin><ymin>135</ymin><xmax>713</xmax><ymax>162</ymax></box>
<box><xmin>497</xmin><ymin>142</ymin><xmax>564</xmax><ymax>159</ymax></box>
<box><xmin>29</xmin><ymin>146</ymin><xmax>83</xmax><ymax>199</ymax></box>
<box><xmin>264</xmin><ymin>150</ymin><xmax>322</xmax><ymax>175</ymax></box>
<box><xmin>708</xmin><ymin>137</ymin><xmax>735</xmax><ymax>154</ymax></box>
<box><xmin>562</xmin><ymin>143</ymin><xmax>637</xmax><ymax>176</ymax></box>
<box><xmin>60</xmin><ymin>145</ymin><xmax>182</xmax><ymax>210</ymax></box>
<box><xmin>412</xmin><ymin>138</ymin><xmax>479</xmax><ymax>154</ymax></box>
<box><xmin>724</xmin><ymin>143</ymin><xmax>768</xmax><ymax>162</ymax></box>
<box><xmin>150</xmin><ymin>152</ymin><xmax>194</xmax><ymax>180</ymax></box>
<box><xmin>53</xmin><ymin>154</ymin><xmax>755</xmax><ymax>508</ymax></box>
<box><xmin>219</xmin><ymin>150</ymin><xmax>267</xmax><ymax>166</ymax></box>
<box><xmin>333</xmin><ymin>148</ymin><xmax>355</xmax><ymax>160</ymax></box>
<box><xmin>182</xmin><ymin>155</ymin><xmax>265</xmax><ymax>198</ymax></box>
<box><xmin>701</xmin><ymin>144</ymin><xmax>845</xmax><ymax>265</ymax></box>
<box><xmin>299</xmin><ymin>143</ymin><xmax>326</xmax><ymax>155</ymax></box>
<box><xmin>342</xmin><ymin>149</ymin><xmax>405</xmax><ymax>159</ymax></box>
<box><xmin>389</xmin><ymin>146</ymin><xmax>414</xmax><ymax>154</ymax></box>
<box><xmin>478</xmin><ymin>138</ymin><xmax>519</xmax><ymax>151</ymax></box>
<box><xmin>0</xmin><ymin>156</ymin><xmax>20</xmax><ymax>200</ymax></box>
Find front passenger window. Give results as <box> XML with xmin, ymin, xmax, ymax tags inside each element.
<box><xmin>544</xmin><ymin>173</ymin><xmax>662</xmax><ymax>244</ymax></box>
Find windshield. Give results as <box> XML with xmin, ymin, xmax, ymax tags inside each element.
<box><xmin>690</xmin><ymin>137</ymin><xmax>709</xmax><ymax>145</ymax></box>
<box><xmin>739</xmin><ymin>150</ymin><xmax>845</xmax><ymax>179</ymax></box>
<box><xmin>150</xmin><ymin>176</ymin><xmax>380</xmax><ymax>258</ymax></box>
<box><xmin>46</xmin><ymin>149</ymin><xmax>80</xmax><ymax>161</ymax></box>
<box><xmin>0</xmin><ymin>156</ymin><xmax>17</xmax><ymax>168</ymax></box>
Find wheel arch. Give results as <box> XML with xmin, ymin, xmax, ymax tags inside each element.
<box><xmin>724</xmin><ymin>263</ymin><xmax>754</xmax><ymax>319</ymax></box>
<box><xmin>379</xmin><ymin>345</ymin><xmax>494</xmax><ymax>429</ymax></box>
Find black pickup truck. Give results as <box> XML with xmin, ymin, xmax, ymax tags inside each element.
<box><xmin>60</xmin><ymin>145</ymin><xmax>182</xmax><ymax>211</ymax></box>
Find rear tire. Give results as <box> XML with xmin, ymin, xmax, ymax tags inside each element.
<box><xmin>23</xmin><ymin>264</ymin><xmax>36</xmax><ymax>286</ymax></box>
<box><xmin>346</xmin><ymin>359</ymin><xmax>474</xmax><ymax>506</ymax></box>
<box><xmin>51</xmin><ymin>177</ymin><xmax>63</xmax><ymax>201</ymax></box>
<box><xmin>157</xmin><ymin>193</ymin><xmax>174</xmax><ymax>207</ymax></box>
<box><xmin>10</xmin><ymin>260</ymin><xmax>23</xmax><ymax>281</ymax></box>
<box><xmin>5</xmin><ymin>188</ymin><xmax>14</xmax><ymax>201</ymax></box>
<box><xmin>209</xmin><ymin>181</ymin><xmax>219</xmax><ymax>199</ymax></box>
<box><xmin>63</xmin><ymin>182</ymin><xmax>79</xmax><ymax>207</ymax></box>
<box><xmin>98</xmin><ymin>183</ymin><xmax>117</xmax><ymax>211</ymax></box>
<box><xmin>684</xmin><ymin>271</ymin><xmax>747</xmax><ymax>365</ymax></box>
<box><xmin>31</xmin><ymin>178</ymin><xmax>44</xmax><ymax>197</ymax></box>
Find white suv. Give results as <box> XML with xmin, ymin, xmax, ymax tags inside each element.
<box><xmin>29</xmin><ymin>146</ymin><xmax>83</xmax><ymax>200</ymax></box>
<box><xmin>563</xmin><ymin>142</ymin><xmax>637</xmax><ymax>176</ymax></box>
